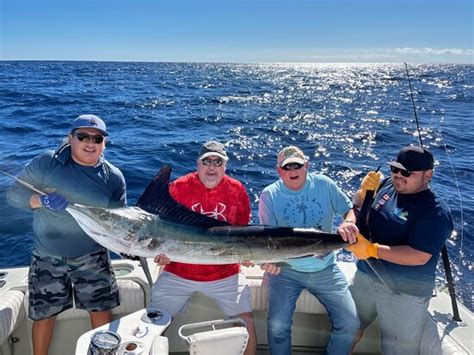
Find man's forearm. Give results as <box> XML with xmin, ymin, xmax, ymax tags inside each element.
<box><xmin>352</xmin><ymin>189</ymin><xmax>363</xmax><ymax>208</ymax></box>
<box><xmin>377</xmin><ymin>245</ymin><xmax>431</xmax><ymax>266</ymax></box>
<box><xmin>343</xmin><ymin>209</ymin><xmax>357</xmax><ymax>224</ymax></box>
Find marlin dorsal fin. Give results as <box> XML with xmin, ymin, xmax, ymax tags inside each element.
<box><xmin>136</xmin><ymin>166</ymin><xmax>229</xmax><ymax>228</ymax></box>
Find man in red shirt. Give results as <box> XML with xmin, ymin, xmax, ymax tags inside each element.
<box><xmin>151</xmin><ymin>141</ymin><xmax>257</xmax><ymax>355</ymax></box>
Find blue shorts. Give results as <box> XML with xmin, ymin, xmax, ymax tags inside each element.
<box><xmin>28</xmin><ymin>249</ymin><xmax>120</xmax><ymax>321</ymax></box>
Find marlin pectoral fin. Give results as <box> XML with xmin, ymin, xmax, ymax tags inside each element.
<box><xmin>136</xmin><ymin>165</ymin><xmax>229</xmax><ymax>228</ymax></box>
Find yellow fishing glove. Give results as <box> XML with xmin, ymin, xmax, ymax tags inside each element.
<box><xmin>359</xmin><ymin>171</ymin><xmax>382</xmax><ymax>199</ymax></box>
<box><xmin>347</xmin><ymin>233</ymin><xmax>379</xmax><ymax>260</ymax></box>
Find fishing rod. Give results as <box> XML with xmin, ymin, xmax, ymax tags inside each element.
<box><xmin>404</xmin><ymin>63</ymin><xmax>461</xmax><ymax>322</ymax></box>
<box><xmin>356</xmin><ymin>165</ymin><xmax>400</xmax><ymax>295</ymax></box>
<box><xmin>0</xmin><ymin>170</ymin><xmax>155</xmax><ymax>290</ymax></box>
<box><xmin>356</xmin><ymin>165</ymin><xmax>381</xmax><ymax>235</ymax></box>
<box><xmin>0</xmin><ymin>170</ymin><xmax>46</xmax><ymax>195</ymax></box>
<box><xmin>405</xmin><ymin>65</ymin><xmax>423</xmax><ymax>147</ymax></box>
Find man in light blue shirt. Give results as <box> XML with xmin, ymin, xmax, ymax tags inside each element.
<box><xmin>259</xmin><ymin>145</ymin><xmax>359</xmax><ymax>355</ymax></box>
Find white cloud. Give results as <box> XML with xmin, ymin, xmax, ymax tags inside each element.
<box><xmin>288</xmin><ymin>47</ymin><xmax>473</xmax><ymax>63</ymax></box>
<box><xmin>395</xmin><ymin>47</ymin><xmax>474</xmax><ymax>55</ymax></box>
<box><xmin>298</xmin><ymin>53</ymin><xmax>395</xmax><ymax>60</ymax></box>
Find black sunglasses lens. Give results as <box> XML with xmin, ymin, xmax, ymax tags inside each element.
<box><xmin>391</xmin><ymin>166</ymin><xmax>411</xmax><ymax>177</ymax></box>
<box><xmin>76</xmin><ymin>133</ymin><xmax>104</xmax><ymax>144</ymax></box>
<box><xmin>202</xmin><ymin>158</ymin><xmax>223</xmax><ymax>167</ymax></box>
<box><xmin>282</xmin><ymin>163</ymin><xmax>303</xmax><ymax>171</ymax></box>
<box><xmin>75</xmin><ymin>133</ymin><xmax>87</xmax><ymax>141</ymax></box>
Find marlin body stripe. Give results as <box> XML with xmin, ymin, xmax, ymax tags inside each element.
<box><xmin>66</xmin><ymin>166</ymin><xmax>348</xmax><ymax>264</ymax></box>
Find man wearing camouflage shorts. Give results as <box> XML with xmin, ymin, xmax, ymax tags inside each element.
<box><xmin>28</xmin><ymin>250</ymin><xmax>119</xmax><ymax>320</ymax></box>
<box><xmin>7</xmin><ymin>115</ymin><xmax>126</xmax><ymax>355</ymax></box>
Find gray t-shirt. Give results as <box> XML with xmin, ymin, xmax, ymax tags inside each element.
<box><xmin>7</xmin><ymin>144</ymin><xmax>126</xmax><ymax>257</ymax></box>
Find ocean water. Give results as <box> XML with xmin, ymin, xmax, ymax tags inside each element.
<box><xmin>0</xmin><ymin>61</ymin><xmax>472</xmax><ymax>311</ymax></box>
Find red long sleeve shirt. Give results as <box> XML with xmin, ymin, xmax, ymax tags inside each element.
<box><xmin>163</xmin><ymin>172</ymin><xmax>251</xmax><ymax>281</ymax></box>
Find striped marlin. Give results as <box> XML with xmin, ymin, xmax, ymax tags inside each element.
<box><xmin>66</xmin><ymin>166</ymin><xmax>348</xmax><ymax>264</ymax></box>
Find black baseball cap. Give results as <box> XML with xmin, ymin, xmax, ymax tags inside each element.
<box><xmin>388</xmin><ymin>146</ymin><xmax>434</xmax><ymax>171</ymax></box>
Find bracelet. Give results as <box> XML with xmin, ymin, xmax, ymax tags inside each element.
<box><xmin>344</xmin><ymin>220</ymin><xmax>355</xmax><ymax>224</ymax></box>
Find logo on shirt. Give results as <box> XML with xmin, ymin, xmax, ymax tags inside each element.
<box><xmin>191</xmin><ymin>202</ymin><xmax>227</xmax><ymax>221</ymax></box>
<box><xmin>392</xmin><ymin>207</ymin><xmax>409</xmax><ymax>222</ymax></box>
<box><xmin>374</xmin><ymin>194</ymin><xmax>391</xmax><ymax>211</ymax></box>
<box><xmin>283</xmin><ymin>196</ymin><xmax>323</xmax><ymax>227</ymax></box>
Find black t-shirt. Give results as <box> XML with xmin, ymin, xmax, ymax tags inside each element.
<box><xmin>357</xmin><ymin>178</ymin><xmax>453</xmax><ymax>297</ymax></box>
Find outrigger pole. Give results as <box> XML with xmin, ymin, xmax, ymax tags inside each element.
<box><xmin>404</xmin><ymin>63</ymin><xmax>461</xmax><ymax>322</ymax></box>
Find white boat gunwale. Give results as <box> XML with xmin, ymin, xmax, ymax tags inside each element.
<box><xmin>0</xmin><ymin>259</ymin><xmax>472</xmax><ymax>354</ymax></box>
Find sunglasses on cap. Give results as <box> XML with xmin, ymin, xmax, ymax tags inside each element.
<box><xmin>281</xmin><ymin>163</ymin><xmax>304</xmax><ymax>171</ymax></box>
<box><xmin>390</xmin><ymin>166</ymin><xmax>412</xmax><ymax>177</ymax></box>
<box><xmin>201</xmin><ymin>157</ymin><xmax>224</xmax><ymax>167</ymax></box>
<box><xmin>74</xmin><ymin>132</ymin><xmax>105</xmax><ymax>144</ymax></box>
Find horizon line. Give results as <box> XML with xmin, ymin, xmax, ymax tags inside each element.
<box><xmin>1</xmin><ymin>59</ymin><xmax>473</xmax><ymax>65</ymax></box>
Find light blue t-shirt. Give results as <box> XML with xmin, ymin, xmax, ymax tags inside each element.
<box><xmin>258</xmin><ymin>172</ymin><xmax>352</xmax><ymax>272</ymax></box>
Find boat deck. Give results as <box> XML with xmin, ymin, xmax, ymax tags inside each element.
<box><xmin>0</xmin><ymin>259</ymin><xmax>472</xmax><ymax>355</ymax></box>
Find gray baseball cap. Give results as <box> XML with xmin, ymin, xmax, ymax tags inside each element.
<box><xmin>198</xmin><ymin>141</ymin><xmax>228</xmax><ymax>161</ymax></box>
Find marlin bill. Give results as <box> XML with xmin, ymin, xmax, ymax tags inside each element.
<box><xmin>66</xmin><ymin>166</ymin><xmax>348</xmax><ymax>264</ymax></box>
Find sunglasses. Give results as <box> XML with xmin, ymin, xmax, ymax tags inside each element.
<box><xmin>75</xmin><ymin>132</ymin><xmax>105</xmax><ymax>144</ymax></box>
<box><xmin>201</xmin><ymin>158</ymin><xmax>224</xmax><ymax>167</ymax></box>
<box><xmin>390</xmin><ymin>166</ymin><xmax>412</xmax><ymax>177</ymax></box>
<box><xmin>281</xmin><ymin>163</ymin><xmax>304</xmax><ymax>171</ymax></box>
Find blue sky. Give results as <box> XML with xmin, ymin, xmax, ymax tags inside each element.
<box><xmin>1</xmin><ymin>0</ymin><xmax>472</xmax><ymax>63</ymax></box>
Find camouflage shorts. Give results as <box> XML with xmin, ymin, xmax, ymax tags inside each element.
<box><xmin>28</xmin><ymin>249</ymin><xmax>120</xmax><ymax>321</ymax></box>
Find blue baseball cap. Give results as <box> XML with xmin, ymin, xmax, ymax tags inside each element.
<box><xmin>70</xmin><ymin>114</ymin><xmax>108</xmax><ymax>136</ymax></box>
